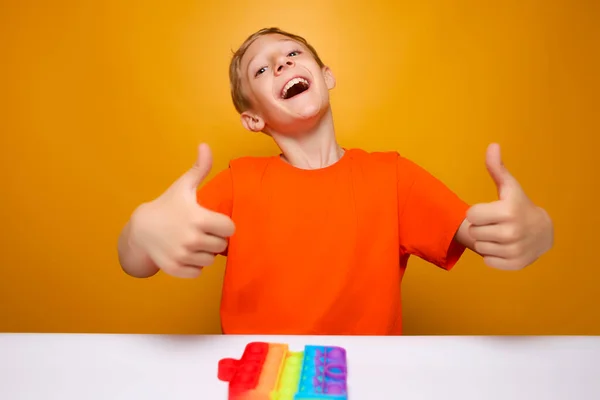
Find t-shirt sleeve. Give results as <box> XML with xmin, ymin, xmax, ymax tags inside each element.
<box><xmin>396</xmin><ymin>155</ymin><xmax>470</xmax><ymax>270</ymax></box>
<box><xmin>196</xmin><ymin>167</ymin><xmax>234</xmax><ymax>256</ymax></box>
<box><xmin>196</xmin><ymin>168</ymin><xmax>233</xmax><ymax>216</ymax></box>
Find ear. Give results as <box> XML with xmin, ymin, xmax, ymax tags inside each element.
<box><xmin>240</xmin><ymin>111</ymin><xmax>265</xmax><ymax>132</ymax></box>
<box><xmin>322</xmin><ymin>66</ymin><xmax>336</xmax><ymax>90</ymax></box>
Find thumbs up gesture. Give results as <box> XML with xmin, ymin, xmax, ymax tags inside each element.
<box><xmin>466</xmin><ymin>144</ymin><xmax>554</xmax><ymax>270</ymax></box>
<box><xmin>128</xmin><ymin>143</ymin><xmax>236</xmax><ymax>278</ymax></box>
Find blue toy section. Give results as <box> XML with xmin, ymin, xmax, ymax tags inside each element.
<box><xmin>295</xmin><ymin>345</ymin><xmax>348</xmax><ymax>400</ymax></box>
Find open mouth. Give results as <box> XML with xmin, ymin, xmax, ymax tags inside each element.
<box><xmin>281</xmin><ymin>77</ymin><xmax>310</xmax><ymax>100</ymax></box>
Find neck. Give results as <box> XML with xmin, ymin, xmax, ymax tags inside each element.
<box><xmin>270</xmin><ymin>109</ymin><xmax>343</xmax><ymax>170</ymax></box>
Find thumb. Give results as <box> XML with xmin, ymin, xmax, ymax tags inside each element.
<box><xmin>485</xmin><ymin>142</ymin><xmax>514</xmax><ymax>198</ymax></box>
<box><xmin>180</xmin><ymin>143</ymin><xmax>213</xmax><ymax>189</ymax></box>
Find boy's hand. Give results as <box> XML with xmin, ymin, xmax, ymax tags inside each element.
<box><xmin>466</xmin><ymin>143</ymin><xmax>553</xmax><ymax>270</ymax></box>
<box><xmin>129</xmin><ymin>144</ymin><xmax>235</xmax><ymax>278</ymax></box>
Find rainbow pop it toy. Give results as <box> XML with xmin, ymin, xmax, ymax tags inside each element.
<box><xmin>217</xmin><ymin>342</ymin><xmax>348</xmax><ymax>400</ymax></box>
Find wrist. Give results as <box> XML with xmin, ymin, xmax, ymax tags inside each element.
<box><xmin>119</xmin><ymin>207</ymin><xmax>160</xmax><ymax>278</ymax></box>
<box><xmin>536</xmin><ymin>206</ymin><xmax>554</xmax><ymax>255</ymax></box>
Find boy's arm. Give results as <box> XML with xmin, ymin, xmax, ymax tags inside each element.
<box><xmin>453</xmin><ymin>144</ymin><xmax>554</xmax><ymax>270</ymax></box>
<box><xmin>396</xmin><ymin>143</ymin><xmax>553</xmax><ymax>271</ymax></box>
<box><xmin>396</xmin><ymin>155</ymin><xmax>471</xmax><ymax>271</ymax></box>
<box><xmin>118</xmin><ymin>217</ymin><xmax>160</xmax><ymax>278</ymax></box>
<box><xmin>117</xmin><ymin>144</ymin><xmax>235</xmax><ymax>279</ymax></box>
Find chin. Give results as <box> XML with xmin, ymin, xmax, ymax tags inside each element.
<box><xmin>285</xmin><ymin>91</ymin><xmax>330</xmax><ymax>118</ymax></box>
<box><xmin>266</xmin><ymin>85</ymin><xmax>331</xmax><ymax>134</ymax></box>
<box><xmin>291</xmin><ymin>102</ymin><xmax>323</xmax><ymax>120</ymax></box>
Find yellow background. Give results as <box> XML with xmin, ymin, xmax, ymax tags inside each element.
<box><xmin>1</xmin><ymin>0</ymin><xmax>598</xmax><ymax>335</ymax></box>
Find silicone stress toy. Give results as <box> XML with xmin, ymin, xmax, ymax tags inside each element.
<box><xmin>218</xmin><ymin>342</ymin><xmax>348</xmax><ymax>399</ymax></box>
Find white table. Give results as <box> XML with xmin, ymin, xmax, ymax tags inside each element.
<box><xmin>1</xmin><ymin>334</ymin><xmax>599</xmax><ymax>399</ymax></box>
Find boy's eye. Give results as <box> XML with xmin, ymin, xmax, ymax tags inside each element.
<box><xmin>254</xmin><ymin>50</ymin><xmax>301</xmax><ymax>77</ymax></box>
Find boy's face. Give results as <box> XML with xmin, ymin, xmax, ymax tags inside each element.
<box><xmin>238</xmin><ymin>33</ymin><xmax>335</xmax><ymax>134</ymax></box>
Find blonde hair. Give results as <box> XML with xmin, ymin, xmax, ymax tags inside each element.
<box><xmin>229</xmin><ymin>27</ymin><xmax>325</xmax><ymax>114</ymax></box>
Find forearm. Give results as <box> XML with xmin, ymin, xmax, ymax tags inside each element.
<box><xmin>117</xmin><ymin>219</ymin><xmax>160</xmax><ymax>278</ymax></box>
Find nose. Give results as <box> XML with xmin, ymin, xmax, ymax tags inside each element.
<box><xmin>275</xmin><ymin>58</ymin><xmax>294</xmax><ymax>75</ymax></box>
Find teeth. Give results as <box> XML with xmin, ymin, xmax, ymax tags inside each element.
<box><xmin>281</xmin><ymin>77</ymin><xmax>309</xmax><ymax>98</ymax></box>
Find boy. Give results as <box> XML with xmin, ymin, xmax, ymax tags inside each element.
<box><xmin>117</xmin><ymin>27</ymin><xmax>554</xmax><ymax>335</ymax></box>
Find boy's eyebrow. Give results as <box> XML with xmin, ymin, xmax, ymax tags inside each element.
<box><xmin>245</xmin><ymin>39</ymin><xmax>299</xmax><ymax>73</ymax></box>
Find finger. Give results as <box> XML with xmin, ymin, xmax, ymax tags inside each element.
<box><xmin>469</xmin><ymin>224</ymin><xmax>516</xmax><ymax>243</ymax></box>
<box><xmin>474</xmin><ymin>241</ymin><xmax>507</xmax><ymax>258</ymax></box>
<box><xmin>466</xmin><ymin>202</ymin><xmax>512</xmax><ymax>226</ymax></box>
<box><xmin>181</xmin><ymin>251</ymin><xmax>216</xmax><ymax>268</ymax></box>
<box><xmin>485</xmin><ymin>143</ymin><xmax>508</xmax><ymax>195</ymax></box>
<box><xmin>197</xmin><ymin>211</ymin><xmax>236</xmax><ymax>237</ymax></box>
<box><xmin>174</xmin><ymin>266</ymin><xmax>204</xmax><ymax>278</ymax></box>
<box><xmin>178</xmin><ymin>143</ymin><xmax>213</xmax><ymax>190</ymax></box>
<box><xmin>482</xmin><ymin>255</ymin><xmax>522</xmax><ymax>271</ymax></box>
<box><xmin>186</xmin><ymin>234</ymin><xmax>228</xmax><ymax>254</ymax></box>
<box><xmin>485</xmin><ymin>143</ymin><xmax>522</xmax><ymax>200</ymax></box>
<box><xmin>161</xmin><ymin>263</ymin><xmax>203</xmax><ymax>279</ymax></box>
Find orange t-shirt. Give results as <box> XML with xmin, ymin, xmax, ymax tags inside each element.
<box><xmin>196</xmin><ymin>148</ymin><xmax>469</xmax><ymax>335</ymax></box>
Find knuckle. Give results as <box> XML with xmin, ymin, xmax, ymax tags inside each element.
<box><xmin>483</xmin><ymin>256</ymin><xmax>497</xmax><ymax>268</ymax></box>
<box><xmin>473</xmin><ymin>240</ymin><xmax>484</xmax><ymax>254</ymax></box>
<box><xmin>182</xmin><ymin>238</ymin><xmax>198</xmax><ymax>250</ymax></box>
<box><xmin>466</xmin><ymin>206</ymin><xmax>479</xmax><ymax>223</ymax></box>
<box><xmin>469</xmin><ymin>225</ymin><xmax>482</xmax><ymax>240</ymax></box>
<box><xmin>227</xmin><ymin>221</ymin><xmax>236</xmax><ymax>236</ymax></box>
<box><xmin>504</xmin><ymin>204</ymin><xmax>518</xmax><ymax>220</ymax></box>
<box><xmin>199</xmin><ymin>253</ymin><xmax>216</xmax><ymax>266</ymax></box>
<box><xmin>181</xmin><ymin>267</ymin><xmax>202</xmax><ymax>279</ymax></box>
<box><xmin>182</xmin><ymin>231</ymin><xmax>203</xmax><ymax>249</ymax></box>
<box><xmin>193</xmin><ymin>213</ymin><xmax>209</xmax><ymax>229</ymax></box>
<box><xmin>161</xmin><ymin>261</ymin><xmax>181</xmax><ymax>275</ymax></box>
<box><xmin>503</xmin><ymin>225</ymin><xmax>521</xmax><ymax>242</ymax></box>
<box><xmin>509</xmin><ymin>243</ymin><xmax>523</xmax><ymax>259</ymax></box>
<box><xmin>216</xmin><ymin>239</ymin><xmax>229</xmax><ymax>253</ymax></box>
<box><xmin>172</xmin><ymin>246</ymin><xmax>189</xmax><ymax>263</ymax></box>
